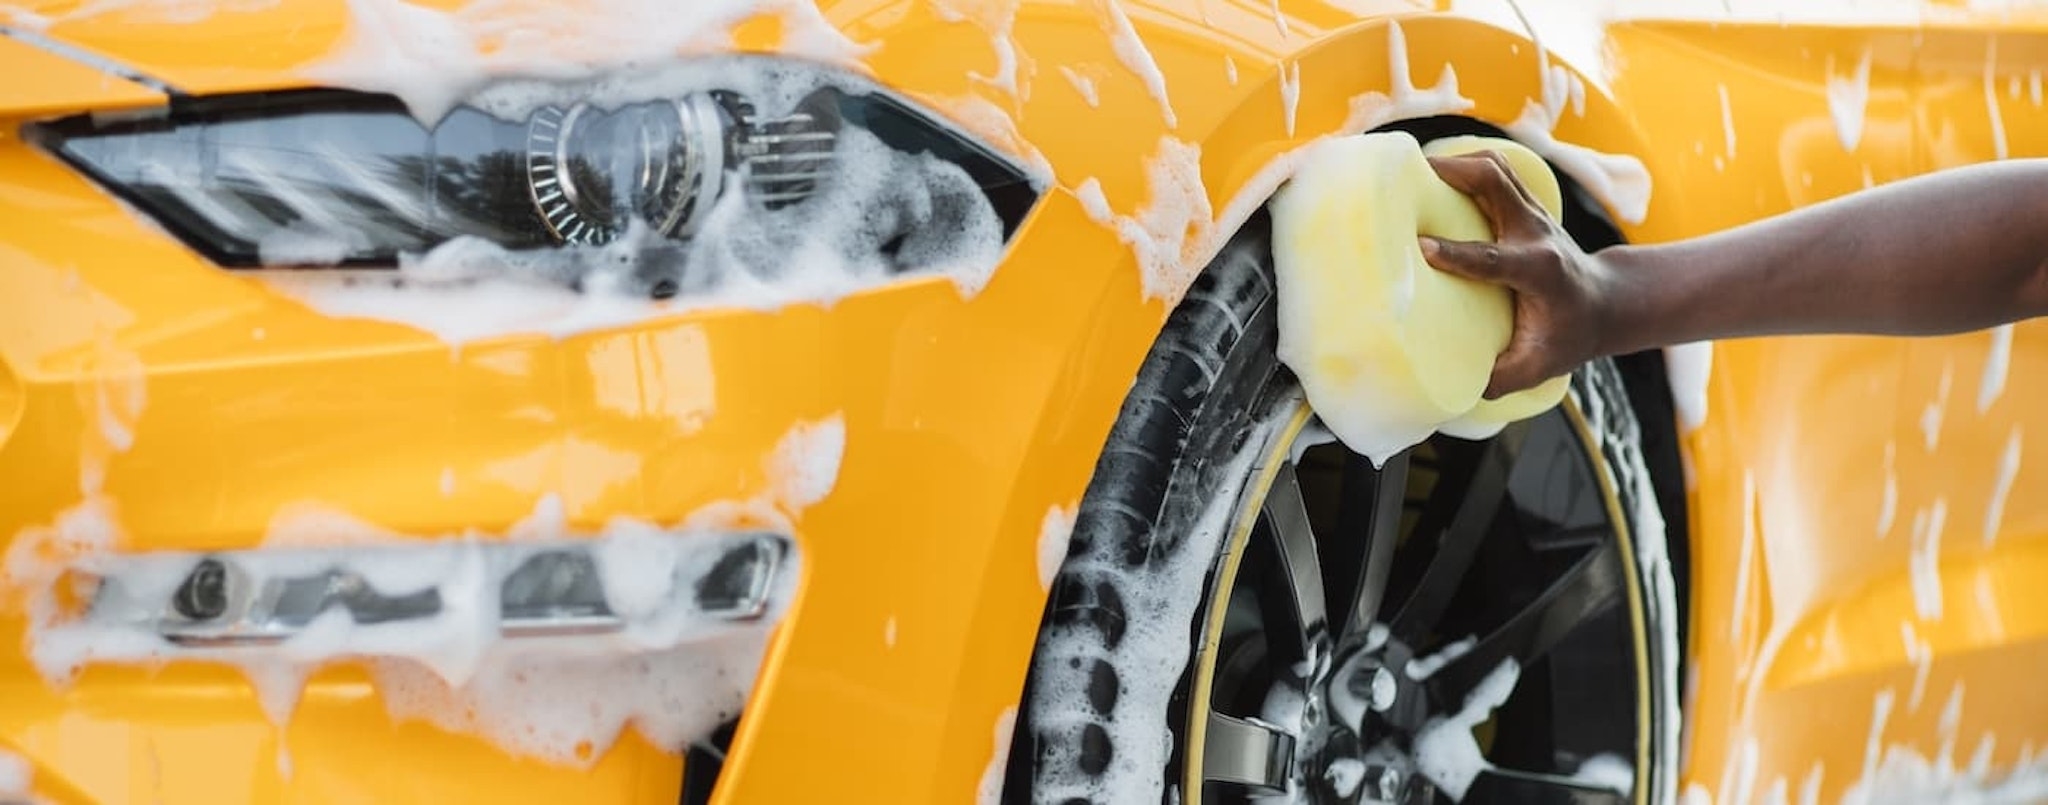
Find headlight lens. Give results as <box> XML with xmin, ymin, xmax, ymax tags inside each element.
<box><xmin>36</xmin><ymin>62</ymin><xmax>1039</xmax><ymax>296</ymax></box>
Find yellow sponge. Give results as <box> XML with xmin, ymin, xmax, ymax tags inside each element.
<box><xmin>1270</xmin><ymin>131</ymin><xmax>1571</xmax><ymax>465</ymax></box>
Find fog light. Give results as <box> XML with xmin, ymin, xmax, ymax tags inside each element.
<box><xmin>73</xmin><ymin>532</ymin><xmax>788</xmax><ymax>648</ymax></box>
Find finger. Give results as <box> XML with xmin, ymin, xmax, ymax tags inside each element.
<box><xmin>1478</xmin><ymin>150</ymin><xmax>1548</xmax><ymax>216</ymax></box>
<box><xmin>1427</xmin><ymin>153</ymin><xmax>1548</xmax><ymax>240</ymax></box>
<box><xmin>1419</xmin><ymin>235</ymin><xmax>1522</xmax><ymax>288</ymax></box>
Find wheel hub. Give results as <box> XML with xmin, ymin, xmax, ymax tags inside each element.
<box><xmin>1182</xmin><ymin>405</ymin><xmax>1650</xmax><ymax>805</ymax></box>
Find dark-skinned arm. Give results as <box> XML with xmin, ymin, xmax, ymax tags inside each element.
<box><xmin>1419</xmin><ymin>155</ymin><xmax>2048</xmax><ymax>398</ymax></box>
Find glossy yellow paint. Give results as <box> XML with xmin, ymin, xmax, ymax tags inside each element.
<box><xmin>3</xmin><ymin>0</ymin><xmax>2047</xmax><ymax>803</ymax></box>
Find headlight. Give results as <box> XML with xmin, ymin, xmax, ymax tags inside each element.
<box><xmin>34</xmin><ymin>60</ymin><xmax>1040</xmax><ymax>299</ymax></box>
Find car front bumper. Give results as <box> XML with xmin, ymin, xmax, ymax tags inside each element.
<box><xmin>0</xmin><ymin>103</ymin><xmax>1158</xmax><ymax>802</ymax></box>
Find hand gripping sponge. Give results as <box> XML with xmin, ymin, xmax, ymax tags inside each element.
<box><xmin>1270</xmin><ymin>131</ymin><xmax>1572</xmax><ymax>465</ymax></box>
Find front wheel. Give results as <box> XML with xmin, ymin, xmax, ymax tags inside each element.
<box><xmin>1009</xmin><ymin>213</ymin><xmax>1680</xmax><ymax>805</ymax></box>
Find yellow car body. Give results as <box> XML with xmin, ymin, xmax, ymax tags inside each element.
<box><xmin>0</xmin><ymin>0</ymin><xmax>2043</xmax><ymax>803</ymax></box>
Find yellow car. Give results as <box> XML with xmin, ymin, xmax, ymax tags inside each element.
<box><xmin>1</xmin><ymin>0</ymin><xmax>2043</xmax><ymax>803</ymax></box>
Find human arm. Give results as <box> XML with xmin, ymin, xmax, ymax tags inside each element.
<box><xmin>1419</xmin><ymin>155</ymin><xmax>2048</xmax><ymax>397</ymax></box>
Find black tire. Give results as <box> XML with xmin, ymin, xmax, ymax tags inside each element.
<box><xmin>1007</xmin><ymin>208</ymin><xmax>1679</xmax><ymax>805</ymax></box>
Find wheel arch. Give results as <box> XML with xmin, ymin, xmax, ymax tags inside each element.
<box><xmin>958</xmin><ymin>12</ymin><xmax>1702</xmax><ymax>797</ymax></box>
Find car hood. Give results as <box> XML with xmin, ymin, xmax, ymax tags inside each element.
<box><xmin>0</xmin><ymin>0</ymin><xmax>1256</xmax><ymax>105</ymax></box>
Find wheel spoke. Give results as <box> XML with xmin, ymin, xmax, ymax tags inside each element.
<box><xmin>1333</xmin><ymin>450</ymin><xmax>1408</xmax><ymax>648</ymax></box>
<box><xmin>1202</xmin><ymin>710</ymin><xmax>1295</xmax><ymax>793</ymax></box>
<box><xmin>1465</xmin><ymin>766</ymin><xmax>1629</xmax><ymax>805</ymax></box>
<box><xmin>1388</xmin><ymin>421</ymin><xmax>1531</xmax><ymax>645</ymax></box>
<box><xmin>1260</xmin><ymin>462</ymin><xmax>1329</xmax><ymax>663</ymax></box>
<box><xmin>1422</xmin><ymin>540</ymin><xmax>1624</xmax><ymax>708</ymax></box>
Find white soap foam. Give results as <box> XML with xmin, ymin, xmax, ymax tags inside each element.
<box><xmin>1224</xmin><ymin>54</ymin><xmax>1239</xmax><ymax>86</ymax></box>
<box><xmin>1731</xmin><ymin>473</ymin><xmax>1757</xmax><ymax>640</ymax></box>
<box><xmin>1975</xmin><ymin>575</ymin><xmax>2006</xmax><ymax>637</ymax></box>
<box><xmin>267</xmin><ymin>115</ymin><xmax>1005</xmax><ymax>346</ymax></box>
<box><xmin>939</xmin><ymin>0</ymin><xmax>1030</xmax><ymax>101</ymax></box>
<box><xmin>1798</xmin><ymin>763</ymin><xmax>1825</xmax><ymax>805</ymax></box>
<box><xmin>1910</xmin><ymin>499</ymin><xmax>1948</xmax><ymax>622</ymax></box>
<box><xmin>767</xmin><ymin>414</ymin><xmax>846</xmax><ymax>511</ymax></box>
<box><xmin>1984</xmin><ymin>428</ymin><xmax>2022</xmax><ymax>546</ymax></box>
<box><xmin>1665</xmin><ymin>341</ymin><xmax>1712</xmax><ymax>431</ymax></box>
<box><xmin>305</xmin><ymin>0</ymin><xmax>867</xmax><ymax>125</ymax></box>
<box><xmin>0</xmin><ymin>749</ymin><xmax>28</xmax><ymax>799</ymax></box>
<box><xmin>1071</xmin><ymin>137</ymin><xmax>1214</xmax><ymax>306</ymax></box>
<box><xmin>1879</xmin><ymin>442</ymin><xmax>1898</xmax><ymax>538</ymax></box>
<box><xmin>1901</xmin><ymin>620</ymin><xmax>1932</xmax><ymax>710</ymax></box>
<box><xmin>1827</xmin><ymin>48</ymin><xmax>1873</xmax><ymax>152</ymax></box>
<box><xmin>1403</xmin><ymin>635</ymin><xmax>1475</xmax><ymax>680</ymax></box>
<box><xmin>1717</xmin><ymin>83</ymin><xmax>1737</xmax><ymax>159</ymax></box>
<box><xmin>1843</xmin><ymin>686</ymin><xmax>2048</xmax><ymax>804</ymax></box>
<box><xmin>1923</xmin><ymin>363</ymin><xmax>1954</xmax><ymax>451</ymax></box>
<box><xmin>1341</xmin><ymin>21</ymin><xmax>1477</xmax><ymax>136</ymax></box>
<box><xmin>1986</xmin><ymin>43</ymin><xmax>2010</xmax><ymax>160</ymax></box>
<box><xmin>1279</xmin><ymin>60</ymin><xmax>1302</xmax><ymax>137</ymax></box>
<box><xmin>1037</xmin><ymin>503</ymin><xmax>1076</xmax><ymax>590</ymax></box>
<box><xmin>1325</xmin><ymin>757</ymin><xmax>1366</xmax><ymax>798</ymax></box>
<box><xmin>1504</xmin><ymin>101</ymin><xmax>1652</xmax><ymax>225</ymax></box>
<box><xmin>1730</xmin><ymin>736</ymin><xmax>1760</xmax><ymax>805</ymax></box>
<box><xmin>1573</xmin><ymin>753</ymin><xmax>1635</xmax><ymax>796</ymax></box>
<box><xmin>1091</xmin><ymin>0</ymin><xmax>1176</xmax><ymax>129</ymax></box>
<box><xmin>1059</xmin><ymin>64</ymin><xmax>1102</xmax><ymax>107</ymax></box>
<box><xmin>1978</xmin><ymin>324</ymin><xmax>2013</xmax><ymax>413</ymax></box>
<box><xmin>1412</xmin><ymin>659</ymin><xmax>1520</xmax><ymax>800</ymax></box>
<box><xmin>976</xmin><ymin>706</ymin><xmax>1017</xmax><ymax>805</ymax></box>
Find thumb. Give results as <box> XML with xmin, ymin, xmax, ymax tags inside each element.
<box><xmin>1419</xmin><ymin>236</ymin><xmax>1515</xmax><ymax>287</ymax></box>
<box><xmin>1481</xmin><ymin>344</ymin><xmax>1546</xmax><ymax>400</ymax></box>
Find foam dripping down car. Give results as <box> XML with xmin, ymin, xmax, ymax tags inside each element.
<box><xmin>3</xmin><ymin>2</ymin><xmax>2048</xmax><ymax>804</ymax></box>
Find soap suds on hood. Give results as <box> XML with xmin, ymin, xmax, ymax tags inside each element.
<box><xmin>935</xmin><ymin>0</ymin><xmax>1033</xmax><ymax>102</ymax></box>
<box><xmin>1089</xmin><ymin>0</ymin><xmax>1176</xmax><ymax>129</ymax></box>
<box><xmin>1827</xmin><ymin>48</ymin><xmax>1873</xmax><ymax>152</ymax></box>
<box><xmin>306</xmin><ymin>0</ymin><xmax>868</xmax><ymax>125</ymax></box>
<box><xmin>1073</xmin><ymin>137</ymin><xmax>1214</xmax><ymax>306</ymax></box>
<box><xmin>1059</xmin><ymin>64</ymin><xmax>1102</xmax><ymax>107</ymax></box>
